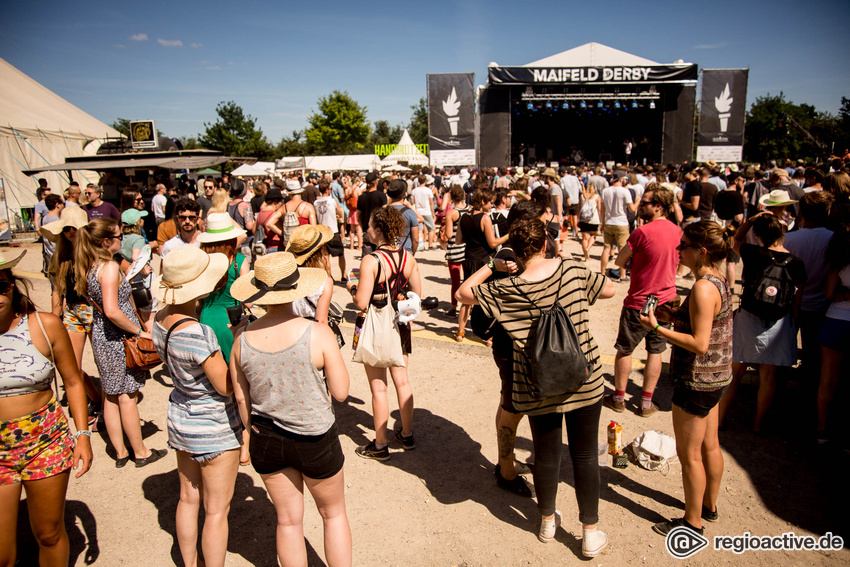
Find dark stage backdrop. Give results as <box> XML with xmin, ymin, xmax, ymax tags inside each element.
<box><xmin>428</xmin><ymin>73</ymin><xmax>476</xmax><ymax>166</ymax></box>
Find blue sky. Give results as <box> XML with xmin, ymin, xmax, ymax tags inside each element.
<box><xmin>2</xmin><ymin>0</ymin><xmax>848</xmax><ymax>143</ymax></box>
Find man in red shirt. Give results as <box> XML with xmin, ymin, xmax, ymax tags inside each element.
<box><xmin>604</xmin><ymin>184</ymin><xmax>681</xmax><ymax>417</ymax></box>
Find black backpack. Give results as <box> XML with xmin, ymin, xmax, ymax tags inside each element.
<box><xmin>516</xmin><ymin>282</ymin><xmax>593</xmax><ymax>399</ymax></box>
<box><xmin>746</xmin><ymin>255</ymin><xmax>797</xmax><ymax>320</ymax></box>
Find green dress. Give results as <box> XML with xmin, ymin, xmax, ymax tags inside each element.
<box><xmin>199</xmin><ymin>253</ymin><xmax>244</xmax><ymax>362</ymax></box>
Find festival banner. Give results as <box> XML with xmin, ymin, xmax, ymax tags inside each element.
<box><xmin>428</xmin><ymin>73</ymin><xmax>475</xmax><ymax>166</ymax></box>
<box><xmin>487</xmin><ymin>64</ymin><xmax>698</xmax><ymax>85</ymax></box>
<box><xmin>696</xmin><ymin>69</ymin><xmax>748</xmax><ymax>162</ymax></box>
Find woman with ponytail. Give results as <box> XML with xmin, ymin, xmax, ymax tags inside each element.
<box><xmin>75</xmin><ymin>218</ymin><xmax>166</xmax><ymax>468</ymax></box>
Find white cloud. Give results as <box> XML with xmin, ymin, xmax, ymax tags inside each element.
<box><xmin>191</xmin><ymin>42</ymin><xmax>203</xmax><ymax>48</ymax></box>
<box><xmin>158</xmin><ymin>39</ymin><xmax>183</xmax><ymax>47</ymax></box>
<box><xmin>130</xmin><ymin>33</ymin><xmax>148</xmax><ymax>41</ymax></box>
<box><xmin>694</xmin><ymin>42</ymin><xmax>727</xmax><ymax>49</ymax></box>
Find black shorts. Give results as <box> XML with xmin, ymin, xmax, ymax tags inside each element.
<box><xmin>578</xmin><ymin>222</ymin><xmax>599</xmax><ymax>233</ymax></box>
<box><xmin>614</xmin><ymin>306</ymin><xmax>669</xmax><ymax>355</ymax></box>
<box><xmin>398</xmin><ymin>321</ymin><xmax>412</xmax><ymax>354</ymax></box>
<box><xmin>567</xmin><ymin>203</ymin><xmax>579</xmax><ymax>216</ymax></box>
<box><xmin>249</xmin><ymin>416</ymin><xmax>344</xmax><ymax>479</ymax></box>
<box><xmin>672</xmin><ymin>385</ymin><xmax>728</xmax><ymax>418</ymax></box>
<box><xmin>492</xmin><ymin>335</ymin><xmax>518</xmax><ymax>414</ymax></box>
<box><xmin>326</xmin><ymin>233</ymin><xmax>344</xmax><ymax>257</ymax></box>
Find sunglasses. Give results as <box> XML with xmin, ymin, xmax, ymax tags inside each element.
<box><xmin>62</xmin><ymin>226</ymin><xmax>76</xmax><ymax>233</ymax></box>
<box><xmin>134</xmin><ymin>197</ymin><xmax>144</xmax><ymax>202</ymax></box>
<box><xmin>204</xmin><ymin>185</ymin><xmax>214</xmax><ymax>189</ymax></box>
<box><xmin>676</xmin><ymin>241</ymin><xmax>697</xmax><ymax>251</ymax></box>
<box><xmin>0</xmin><ymin>280</ymin><xmax>14</xmax><ymax>295</ymax></box>
<box><xmin>106</xmin><ymin>234</ymin><xmax>124</xmax><ymax>242</ymax></box>
<box><xmin>178</xmin><ymin>215</ymin><xmax>198</xmax><ymax>221</ymax></box>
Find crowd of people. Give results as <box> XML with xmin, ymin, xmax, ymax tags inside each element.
<box><xmin>3</xmin><ymin>156</ymin><xmax>849</xmax><ymax>564</ymax></box>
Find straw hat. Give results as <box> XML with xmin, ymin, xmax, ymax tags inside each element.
<box><xmin>40</xmin><ymin>206</ymin><xmax>88</xmax><ymax>243</ymax></box>
<box><xmin>154</xmin><ymin>247</ymin><xmax>230</xmax><ymax>305</ymax></box>
<box><xmin>541</xmin><ymin>167</ymin><xmax>560</xmax><ymax>181</ymax></box>
<box><xmin>0</xmin><ymin>249</ymin><xmax>26</xmax><ymax>271</ymax></box>
<box><xmin>231</xmin><ymin>252</ymin><xmax>326</xmax><ymax>305</ymax></box>
<box><xmin>197</xmin><ymin>212</ymin><xmax>246</xmax><ymax>244</ymax></box>
<box><xmin>759</xmin><ymin>189</ymin><xmax>798</xmax><ymax>207</ymax></box>
<box><xmin>285</xmin><ymin>224</ymin><xmax>333</xmax><ymax>265</ymax></box>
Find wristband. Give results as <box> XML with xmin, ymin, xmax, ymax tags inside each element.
<box><xmin>487</xmin><ymin>259</ymin><xmax>496</xmax><ymax>271</ymax></box>
<box><xmin>653</xmin><ymin>324</ymin><xmax>661</xmax><ymax>332</ymax></box>
<box><xmin>74</xmin><ymin>430</ymin><xmax>91</xmax><ymax>439</ymax></box>
<box><xmin>137</xmin><ymin>327</ymin><xmax>142</xmax><ymax>337</ymax></box>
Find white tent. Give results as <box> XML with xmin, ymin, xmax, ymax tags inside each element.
<box><xmin>380</xmin><ymin>129</ymin><xmax>429</xmax><ymax>167</ymax></box>
<box><xmin>524</xmin><ymin>42</ymin><xmax>659</xmax><ymax>67</ymax></box>
<box><xmin>0</xmin><ymin>57</ymin><xmax>122</xmax><ymax>213</ymax></box>
<box><xmin>231</xmin><ymin>161</ymin><xmax>276</xmax><ymax>177</ymax></box>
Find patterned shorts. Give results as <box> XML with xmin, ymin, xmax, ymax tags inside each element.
<box><xmin>64</xmin><ymin>303</ymin><xmax>93</xmax><ymax>335</ymax></box>
<box><xmin>0</xmin><ymin>398</ymin><xmax>75</xmax><ymax>485</ymax></box>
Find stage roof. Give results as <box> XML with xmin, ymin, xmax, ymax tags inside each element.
<box><xmin>524</xmin><ymin>42</ymin><xmax>660</xmax><ymax>67</ymax></box>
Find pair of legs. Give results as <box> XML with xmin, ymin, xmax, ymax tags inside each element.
<box><xmin>580</xmin><ymin>229</ymin><xmax>597</xmax><ymax>261</ymax></box>
<box><xmin>175</xmin><ymin>450</ymin><xmax>240</xmax><ymax>567</ymax></box>
<box><xmin>262</xmin><ymin>467</ymin><xmax>351</xmax><ymax>567</ymax></box>
<box><xmin>348</xmin><ymin>222</ymin><xmax>362</xmax><ymax>250</ymax></box>
<box><xmin>447</xmin><ymin>261</ymin><xmax>462</xmax><ymax>311</ymax></box>
<box><xmin>672</xmin><ymin>403</ymin><xmax>723</xmax><ymax>529</ymax></box>
<box><xmin>66</xmin><ymin>329</ymin><xmax>102</xmax><ymax>405</ymax></box>
<box><xmin>102</xmin><ymin>390</ymin><xmax>154</xmax><ymax>461</ymax></box>
<box><xmin>613</xmin><ymin>351</ymin><xmax>662</xmax><ymax>404</ymax></box>
<box><xmin>496</xmin><ymin>402</ymin><xmax>524</xmax><ymax>479</ymax></box>
<box><xmin>528</xmin><ymin>401</ymin><xmax>601</xmax><ymax>529</ymax></box>
<box><xmin>364</xmin><ymin>358</ymin><xmax>414</xmax><ymax>445</ymax></box>
<box><xmin>0</xmin><ymin>472</ymin><xmax>71</xmax><ymax>567</ymax></box>
<box><xmin>817</xmin><ymin>345</ymin><xmax>844</xmax><ymax>433</ymax></box>
<box><xmin>717</xmin><ymin>362</ymin><xmax>777</xmax><ymax>431</ymax></box>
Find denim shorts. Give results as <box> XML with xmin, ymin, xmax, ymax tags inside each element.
<box><xmin>672</xmin><ymin>385</ymin><xmax>728</xmax><ymax>418</ymax></box>
<box><xmin>249</xmin><ymin>416</ymin><xmax>344</xmax><ymax>479</ymax></box>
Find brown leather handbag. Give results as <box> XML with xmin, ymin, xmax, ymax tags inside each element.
<box><xmin>91</xmin><ymin>295</ymin><xmax>161</xmax><ymax>371</ymax></box>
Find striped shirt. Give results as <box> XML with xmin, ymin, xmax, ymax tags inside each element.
<box><xmin>153</xmin><ymin>321</ymin><xmax>243</xmax><ymax>454</ymax></box>
<box><xmin>472</xmin><ymin>259</ymin><xmax>607</xmax><ymax>416</ymax></box>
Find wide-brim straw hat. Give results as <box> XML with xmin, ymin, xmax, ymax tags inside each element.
<box><xmin>285</xmin><ymin>224</ymin><xmax>333</xmax><ymax>265</ymax></box>
<box><xmin>759</xmin><ymin>189</ymin><xmax>797</xmax><ymax>207</ymax></box>
<box><xmin>40</xmin><ymin>206</ymin><xmax>89</xmax><ymax>243</ymax></box>
<box><xmin>197</xmin><ymin>212</ymin><xmax>246</xmax><ymax>244</ymax></box>
<box><xmin>154</xmin><ymin>247</ymin><xmax>230</xmax><ymax>305</ymax></box>
<box><xmin>231</xmin><ymin>252</ymin><xmax>326</xmax><ymax>305</ymax></box>
<box><xmin>0</xmin><ymin>249</ymin><xmax>26</xmax><ymax>271</ymax></box>
<box><xmin>541</xmin><ymin>167</ymin><xmax>560</xmax><ymax>181</ymax></box>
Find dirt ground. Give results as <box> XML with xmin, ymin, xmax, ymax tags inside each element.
<box><xmin>9</xmin><ymin>233</ymin><xmax>849</xmax><ymax>566</ymax></box>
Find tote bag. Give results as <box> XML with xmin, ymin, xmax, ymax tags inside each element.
<box><xmin>352</xmin><ymin>254</ymin><xmax>406</xmax><ymax>368</ymax></box>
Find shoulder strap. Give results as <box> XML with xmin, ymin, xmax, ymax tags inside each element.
<box><xmin>163</xmin><ymin>317</ymin><xmax>197</xmax><ymax>374</ymax></box>
<box><xmin>33</xmin><ymin>312</ymin><xmax>58</xmax><ymax>396</ymax></box>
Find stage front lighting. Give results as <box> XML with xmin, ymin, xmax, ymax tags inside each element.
<box><xmin>614</xmin><ymin>101</ymin><xmax>621</xmax><ymax>109</ymax></box>
<box><xmin>580</xmin><ymin>101</ymin><xmax>587</xmax><ymax>109</ymax></box>
<box><xmin>650</xmin><ymin>101</ymin><xmax>656</xmax><ymax>109</ymax></box>
<box><xmin>545</xmin><ymin>102</ymin><xmax>552</xmax><ymax>109</ymax></box>
<box><xmin>597</xmin><ymin>101</ymin><xmax>603</xmax><ymax>108</ymax></box>
<box><xmin>562</xmin><ymin>102</ymin><xmax>569</xmax><ymax>109</ymax></box>
<box><xmin>527</xmin><ymin>102</ymin><xmax>533</xmax><ymax>110</ymax></box>
<box><xmin>632</xmin><ymin>101</ymin><xmax>638</xmax><ymax>109</ymax></box>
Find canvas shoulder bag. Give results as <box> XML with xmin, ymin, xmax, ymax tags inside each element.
<box><xmin>352</xmin><ymin>252</ymin><xmax>405</xmax><ymax>368</ymax></box>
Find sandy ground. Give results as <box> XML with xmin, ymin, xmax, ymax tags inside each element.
<box><xmin>8</xmin><ymin>233</ymin><xmax>849</xmax><ymax>566</ymax></box>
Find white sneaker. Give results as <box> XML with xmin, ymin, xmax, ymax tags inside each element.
<box><xmin>582</xmin><ymin>527</ymin><xmax>608</xmax><ymax>557</ymax></box>
<box><xmin>538</xmin><ymin>511</ymin><xmax>561</xmax><ymax>543</ymax></box>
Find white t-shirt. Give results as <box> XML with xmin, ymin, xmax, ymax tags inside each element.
<box><xmin>601</xmin><ymin>185</ymin><xmax>633</xmax><ymax>226</ymax></box>
<box><xmin>161</xmin><ymin>235</ymin><xmax>199</xmax><ymax>257</ymax></box>
<box><xmin>826</xmin><ymin>265</ymin><xmax>850</xmax><ymax>321</ymax></box>
<box><xmin>313</xmin><ymin>196</ymin><xmax>338</xmax><ymax>234</ymax></box>
<box><xmin>561</xmin><ymin>175</ymin><xmax>581</xmax><ymax>205</ymax></box>
<box><xmin>412</xmin><ymin>186</ymin><xmax>434</xmax><ymax>216</ymax></box>
<box><xmin>152</xmin><ymin>194</ymin><xmax>167</xmax><ymax>220</ymax></box>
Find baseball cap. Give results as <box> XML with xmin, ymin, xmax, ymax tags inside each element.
<box><xmin>611</xmin><ymin>170</ymin><xmax>629</xmax><ymax>183</ymax></box>
<box><xmin>365</xmin><ymin>172</ymin><xmax>380</xmax><ymax>184</ymax></box>
<box><xmin>121</xmin><ymin>208</ymin><xmax>149</xmax><ymax>225</ymax></box>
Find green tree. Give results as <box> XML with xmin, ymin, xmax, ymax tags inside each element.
<box><xmin>199</xmin><ymin>101</ymin><xmax>274</xmax><ymax>160</ymax></box>
<box><xmin>837</xmin><ymin>97</ymin><xmax>850</xmax><ymax>154</ymax></box>
<box><xmin>276</xmin><ymin>130</ymin><xmax>309</xmax><ymax>156</ymax></box>
<box><xmin>304</xmin><ymin>91</ymin><xmax>370</xmax><ymax>155</ymax></box>
<box><xmin>407</xmin><ymin>97</ymin><xmax>428</xmax><ymax>145</ymax></box>
<box><xmin>368</xmin><ymin>120</ymin><xmax>404</xmax><ymax>154</ymax></box>
<box><xmin>178</xmin><ymin>136</ymin><xmax>203</xmax><ymax>150</ymax></box>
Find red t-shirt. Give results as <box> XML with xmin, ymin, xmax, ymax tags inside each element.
<box><xmin>624</xmin><ymin>219</ymin><xmax>682</xmax><ymax>310</ymax></box>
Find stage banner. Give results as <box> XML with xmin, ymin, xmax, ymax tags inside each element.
<box><xmin>696</xmin><ymin>69</ymin><xmax>748</xmax><ymax>162</ymax></box>
<box><xmin>488</xmin><ymin>64</ymin><xmax>698</xmax><ymax>85</ymax></box>
<box><xmin>428</xmin><ymin>73</ymin><xmax>476</xmax><ymax>165</ymax></box>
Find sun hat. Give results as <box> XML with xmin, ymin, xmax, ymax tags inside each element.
<box><xmin>285</xmin><ymin>224</ymin><xmax>334</xmax><ymax>265</ymax></box>
<box><xmin>769</xmin><ymin>168</ymin><xmax>790</xmax><ymax>179</ymax></box>
<box><xmin>0</xmin><ymin>249</ymin><xmax>26</xmax><ymax>271</ymax></box>
<box><xmin>265</xmin><ymin>187</ymin><xmax>284</xmax><ymax>202</ymax></box>
<box><xmin>759</xmin><ymin>190</ymin><xmax>798</xmax><ymax>207</ymax></box>
<box><xmin>541</xmin><ymin>167</ymin><xmax>560</xmax><ymax>180</ymax></box>
<box><xmin>230</xmin><ymin>252</ymin><xmax>326</xmax><ymax>305</ymax></box>
<box><xmin>528</xmin><ymin>168</ymin><xmax>538</xmax><ymax>177</ymax></box>
<box><xmin>154</xmin><ymin>247</ymin><xmax>229</xmax><ymax>305</ymax></box>
<box><xmin>121</xmin><ymin>208</ymin><xmax>148</xmax><ymax>226</ymax></box>
<box><xmin>197</xmin><ymin>212</ymin><xmax>247</xmax><ymax>244</ymax></box>
<box><xmin>425</xmin><ymin>175</ymin><xmax>435</xmax><ymax>186</ymax></box>
<box><xmin>40</xmin><ymin>206</ymin><xmax>89</xmax><ymax>243</ymax></box>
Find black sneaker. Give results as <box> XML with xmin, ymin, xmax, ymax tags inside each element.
<box><xmin>494</xmin><ymin>464</ymin><xmax>532</xmax><ymax>497</ymax></box>
<box><xmin>701</xmin><ymin>505</ymin><xmax>718</xmax><ymax>522</ymax></box>
<box><xmin>652</xmin><ymin>517</ymin><xmax>704</xmax><ymax>536</ymax></box>
<box><xmin>394</xmin><ymin>430</ymin><xmax>416</xmax><ymax>451</ymax></box>
<box><xmin>355</xmin><ymin>440</ymin><xmax>390</xmax><ymax>461</ymax></box>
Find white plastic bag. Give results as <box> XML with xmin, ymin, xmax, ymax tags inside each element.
<box><xmin>624</xmin><ymin>430</ymin><xmax>679</xmax><ymax>474</ymax></box>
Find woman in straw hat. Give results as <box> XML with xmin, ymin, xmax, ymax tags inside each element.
<box><xmin>74</xmin><ymin>218</ymin><xmax>167</xmax><ymax>468</ymax></box>
<box><xmin>197</xmin><ymin>212</ymin><xmax>248</xmax><ymax>362</ymax></box>
<box><xmin>152</xmin><ymin>246</ymin><xmax>242</xmax><ymax>567</ymax></box>
<box><xmin>42</xmin><ymin>208</ymin><xmax>103</xmax><ymax>413</ymax></box>
<box><xmin>0</xmin><ymin>249</ymin><xmax>93</xmax><ymax>566</ymax></box>
<box><xmin>230</xmin><ymin>252</ymin><xmax>351</xmax><ymax>566</ymax></box>
<box><xmin>286</xmin><ymin>224</ymin><xmax>335</xmax><ymax>324</ymax></box>
<box><xmin>347</xmin><ymin>206</ymin><xmax>422</xmax><ymax>461</ymax></box>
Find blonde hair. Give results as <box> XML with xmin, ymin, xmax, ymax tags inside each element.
<box><xmin>210</xmin><ymin>188</ymin><xmax>230</xmax><ymax>213</ymax></box>
<box><xmin>74</xmin><ymin>219</ymin><xmax>118</xmax><ymax>296</ymax></box>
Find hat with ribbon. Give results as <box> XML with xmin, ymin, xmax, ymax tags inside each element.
<box><xmin>759</xmin><ymin>189</ymin><xmax>798</xmax><ymax>207</ymax></box>
<box><xmin>154</xmin><ymin>247</ymin><xmax>230</xmax><ymax>305</ymax></box>
<box><xmin>0</xmin><ymin>248</ymin><xmax>26</xmax><ymax>271</ymax></box>
<box><xmin>40</xmin><ymin>206</ymin><xmax>89</xmax><ymax>243</ymax></box>
<box><xmin>285</xmin><ymin>224</ymin><xmax>333</xmax><ymax>265</ymax></box>
<box><xmin>230</xmin><ymin>252</ymin><xmax>326</xmax><ymax>305</ymax></box>
<box><xmin>197</xmin><ymin>212</ymin><xmax>247</xmax><ymax>244</ymax></box>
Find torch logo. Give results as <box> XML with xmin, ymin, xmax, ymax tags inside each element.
<box><xmin>714</xmin><ymin>83</ymin><xmax>733</xmax><ymax>132</ymax></box>
<box><xmin>443</xmin><ymin>87</ymin><xmax>461</xmax><ymax>136</ymax></box>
